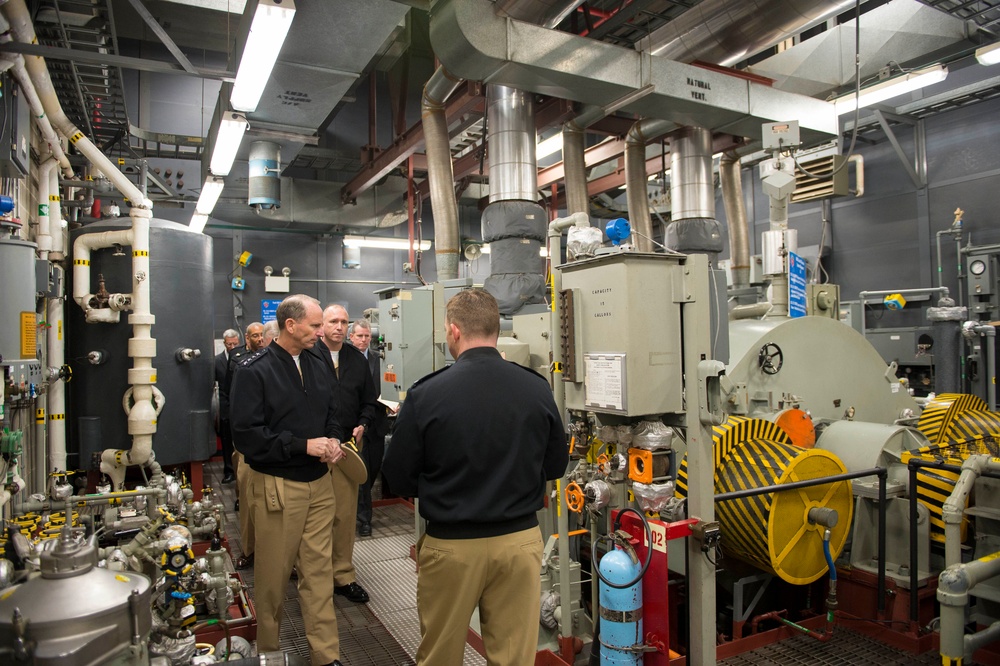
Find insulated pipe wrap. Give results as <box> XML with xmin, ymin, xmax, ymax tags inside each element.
<box><xmin>487</xmin><ymin>85</ymin><xmax>537</xmax><ymax>203</ymax></box>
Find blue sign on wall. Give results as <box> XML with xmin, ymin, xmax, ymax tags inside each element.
<box><xmin>261</xmin><ymin>299</ymin><xmax>283</xmax><ymax>323</ymax></box>
<box><xmin>788</xmin><ymin>251</ymin><xmax>807</xmax><ymax>318</ymax></box>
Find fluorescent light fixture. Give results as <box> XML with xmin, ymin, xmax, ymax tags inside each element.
<box><xmin>195</xmin><ymin>177</ymin><xmax>226</xmax><ymax>215</ymax></box>
<box><xmin>190</xmin><ymin>213</ymin><xmax>210</xmax><ymax>234</ymax></box>
<box><xmin>210</xmin><ymin>112</ymin><xmax>248</xmax><ymax>176</ymax></box>
<box><xmin>833</xmin><ymin>64</ymin><xmax>948</xmax><ymax>116</ymax></box>
<box><xmin>230</xmin><ymin>0</ymin><xmax>296</xmax><ymax>113</ymax></box>
<box><xmin>536</xmin><ymin>134</ymin><xmax>563</xmax><ymax>160</ymax></box>
<box><xmin>343</xmin><ymin>235</ymin><xmax>431</xmax><ymax>251</ymax></box>
<box><xmin>479</xmin><ymin>244</ymin><xmax>548</xmax><ymax>257</ymax></box>
<box><xmin>976</xmin><ymin>41</ymin><xmax>1000</xmax><ymax>66</ymax></box>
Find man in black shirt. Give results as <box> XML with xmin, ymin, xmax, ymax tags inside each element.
<box><xmin>348</xmin><ymin>318</ymin><xmax>388</xmax><ymax>537</ymax></box>
<box><xmin>383</xmin><ymin>289</ymin><xmax>568</xmax><ymax>665</ymax></box>
<box><xmin>307</xmin><ymin>304</ymin><xmax>378</xmax><ymax>605</ymax></box>
<box><xmin>213</xmin><ymin>329</ymin><xmax>240</xmax><ymax>483</ymax></box>
<box><xmin>230</xmin><ymin>294</ymin><xmax>346</xmax><ymax>666</ymax></box>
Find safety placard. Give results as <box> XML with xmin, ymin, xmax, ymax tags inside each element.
<box><xmin>643</xmin><ymin>521</ymin><xmax>668</xmax><ymax>554</ymax></box>
<box><xmin>21</xmin><ymin>312</ymin><xmax>36</xmax><ymax>357</ymax></box>
<box><xmin>584</xmin><ymin>353</ymin><xmax>627</xmax><ymax>413</ymax></box>
<box><xmin>261</xmin><ymin>299</ymin><xmax>282</xmax><ymax>323</ymax></box>
<box><xmin>788</xmin><ymin>251</ymin><xmax>807</xmax><ymax>318</ymax></box>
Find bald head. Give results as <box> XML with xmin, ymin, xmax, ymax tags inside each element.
<box><xmin>322</xmin><ymin>304</ymin><xmax>350</xmax><ymax>351</ymax></box>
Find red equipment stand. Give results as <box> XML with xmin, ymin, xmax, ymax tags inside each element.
<box><xmin>614</xmin><ymin>511</ymin><xmax>698</xmax><ymax>665</ymax></box>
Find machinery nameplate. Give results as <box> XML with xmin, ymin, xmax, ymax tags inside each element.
<box><xmin>584</xmin><ymin>352</ymin><xmax>627</xmax><ymax>413</ymax></box>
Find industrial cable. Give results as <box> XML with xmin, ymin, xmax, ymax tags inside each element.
<box><xmin>593</xmin><ymin>507</ymin><xmax>652</xmax><ymax>589</ymax></box>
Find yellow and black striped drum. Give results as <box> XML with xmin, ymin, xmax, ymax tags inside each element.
<box><xmin>716</xmin><ymin>438</ymin><xmax>853</xmax><ymax>585</ymax></box>
<box><xmin>675</xmin><ymin>416</ymin><xmax>792</xmax><ymax>497</ymax></box>
<box><xmin>913</xmin><ymin>393</ymin><xmax>1000</xmax><ymax>542</ymax></box>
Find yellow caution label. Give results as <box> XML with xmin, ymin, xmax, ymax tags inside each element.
<box><xmin>69</xmin><ymin>131</ymin><xmax>84</xmax><ymax>144</ymax></box>
<box><xmin>150</xmin><ymin>374</ymin><xmax>157</xmax><ymax>382</ymax></box>
<box><xmin>49</xmin><ymin>194</ymin><xmax>59</xmax><ymax>202</ymax></box>
<box><xmin>553</xmin><ymin>362</ymin><xmax>563</xmax><ymax>373</ymax></box>
<box><xmin>58</xmin><ymin>320</ymin><xmax>62</xmax><ymax>341</ymax></box>
<box><xmin>0</xmin><ymin>590</ymin><xmax>14</xmax><ymax>601</ymax></box>
<box><xmin>115</xmin><ymin>575</ymin><xmax>130</xmax><ymax>583</ymax></box>
<box><xmin>133</xmin><ymin>250</ymin><xmax>149</xmax><ymax>257</ymax></box>
<box><xmin>982</xmin><ymin>551</ymin><xmax>1000</xmax><ymax>563</ymax></box>
<box><xmin>36</xmin><ymin>408</ymin><xmax>45</xmax><ymax>424</ymax></box>
<box><xmin>49</xmin><ymin>414</ymin><xmax>65</xmax><ymax>421</ymax></box>
<box><xmin>21</xmin><ymin>312</ymin><xmax>36</xmax><ymax>357</ymax></box>
<box><xmin>118</xmin><ymin>158</ymin><xmax>125</xmax><ymax>166</ymax></box>
<box><xmin>74</xmin><ymin>259</ymin><xmax>90</xmax><ymax>266</ymax></box>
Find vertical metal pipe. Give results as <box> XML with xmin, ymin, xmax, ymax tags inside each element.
<box><xmin>878</xmin><ymin>469</ymin><xmax>887</xmax><ymax>614</ymax></box>
<box><xmin>720</xmin><ymin>152</ymin><xmax>750</xmax><ymax>289</ymax></box>
<box><xmin>562</xmin><ymin>125</ymin><xmax>588</xmax><ymax>216</ymax></box>
<box><xmin>909</xmin><ymin>462</ymin><xmax>919</xmax><ymax>623</ymax></box>
<box><xmin>624</xmin><ymin>119</ymin><xmax>672</xmax><ymax>252</ymax></box>
<box><xmin>487</xmin><ymin>84</ymin><xmax>536</xmax><ymax>203</ymax></box>
<box><xmin>422</xmin><ymin>67</ymin><xmax>463</xmax><ymax>280</ymax></box>
<box><xmin>670</xmin><ymin>127</ymin><xmax>715</xmax><ymax>220</ymax></box>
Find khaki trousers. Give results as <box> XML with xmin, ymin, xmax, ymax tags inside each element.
<box><xmin>232</xmin><ymin>451</ymin><xmax>254</xmax><ymax>556</ymax></box>
<box><xmin>415</xmin><ymin>526</ymin><xmax>543</xmax><ymax>666</ymax></box>
<box><xmin>249</xmin><ymin>468</ymin><xmax>340</xmax><ymax>664</ymax></box>
<box><xmin>331</xmin><ymin>462</ymin><xmax>360</xmax><ymax>585</ymax></box>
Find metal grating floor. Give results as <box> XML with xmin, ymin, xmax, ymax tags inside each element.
<box><xmin>719</xmin><ymin>627</ymin><xmax>944</xmax><ymax>665</ymax></box>
<box><xmin>207</xmin><ymin>459</ymin><xmax>485</xmax><ymax>665</ymax></box>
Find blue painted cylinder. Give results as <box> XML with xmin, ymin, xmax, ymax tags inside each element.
<box><xmin>599</xmin><ymin>548</ymin><xmax>643</xmax><ymax>665</ymax></box>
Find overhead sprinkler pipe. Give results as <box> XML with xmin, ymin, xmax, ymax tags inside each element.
<box><xmin>422</xmin><ymin>67</ymin><xmax>463</xmax><ymax>281</ymax></box>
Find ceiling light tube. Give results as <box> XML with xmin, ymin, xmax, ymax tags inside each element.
<box><xmin>190</xmin><ymin>213</ymin><xmax>210</xmax><ymax>234</ymax></box>
<box><xmin>976</xmin><ymin>41</ymin><xmax>1000</xmax><ymax>66</ymax></box>
<box><xmin>343</xmin><ymin>235</ymin><xmax>431</xmax><ymax>251</ymax></box>
<box><xmin>230</xmin><ymin>0</ymin><xmax>297</xmax><ymax>113</ymax></box>
<box><xmin>210</xmin><ymin>112</ymin><xmax>248</xmax><ymax>176</ymax></box>
<box><xmin>195</xmin><ymin>177</ymin><xmax>226</xmax><ymax>215</ymax></box>
<box><xmin>479</xmin><ymin>244</ymin><xmax>549</xmax><ymax>257</ymax></box>
<box><xmin>833</xmin><ymin>64</ymin><xmax>948</xmax><ymax>116</ymax></box>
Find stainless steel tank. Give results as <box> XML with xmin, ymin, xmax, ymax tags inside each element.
<box><xmin>0</xmin><ymin>532</ymin><xmax>152</xmax><ymax>665</ymax></box>
<box><xmin>68</xmin><ymin>219</ymin><xmax>214</xmax><ymax>466</ymax></box>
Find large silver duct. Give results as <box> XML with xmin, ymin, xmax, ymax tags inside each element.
<box><xmin>421</xmin><ymin>67</ymin><xmax>464</xmax><ymax>281</ymax></box>
<box><xmin>562</xmin><ymin>105</ymin><xmax>607</xmax><ymax>216</ymax></box>
<box><xmin>636</xmin><ymin>0</ymin><xmax>854</xmax><ymax>67</ymax></box>
<box><xmin>487</xmin><ymin>85</ymin><xmax>536</xmax><ymax>204</ymax></box>
<box><xmin>720</xmin><ymin>152</ymin><xmax>750</xmax><ymax>290</ymax></box>
<box><xmin>482</xmin><ymin>84</ymin><xmax>546</xmax><ymax>315</ymax></box>
<box><xmin>624</xmin><ymin>119</ymin><xmax>673</xmax><ymax>253</ymax></box>
<box><xmin>493</xmin><ymin>0</ymin><xmax>585</xmax><ymax>29</ymax></box>
<box><xmin>666</xmin><ymin>126</ymin><xmax>722</xmax><ymax>256</ymax></box>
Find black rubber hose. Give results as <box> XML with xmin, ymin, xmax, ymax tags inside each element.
<box><xmin>593</xmin><ymin>507</ymin><xmax>653</xmax><ymax>589</ymax></box>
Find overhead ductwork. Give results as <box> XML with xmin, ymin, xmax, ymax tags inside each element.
<box><xmin>720</xmin><ymin>143</ymin><xmax>762</xmax><ymax>291</ymax></box>
<box><xmin>624</xmin><ymin>119</ymin><xmax>674</xmax><ymax>253</ymax></box>
<box><xmin>667</xmin><ymin>126</ymin><xmax>723</xmax><ymax>256</ymax></box>
<box><xmin>635</xmin><ymin>0</ymin><xmax>855</xmax><ymax>67</ymax></box>
<box><xmin>493</xmin><ymin>0</ymin><xmax>586</xmax><ymax>29</ymax></box>
<box><xmin>429</xmin><ymin>0</ymin><xmax>838</xmax><ymax>145</ymax></box>
<box><xmin>421</xmin><ymin>67</ymin><xmax>464</xmax><ymax>281</ymax></box>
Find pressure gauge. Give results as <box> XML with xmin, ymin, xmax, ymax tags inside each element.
<box><xmin>970</xmin><ymin>259</ymin><xmax>987</xmax><ymax>276</ymax></box>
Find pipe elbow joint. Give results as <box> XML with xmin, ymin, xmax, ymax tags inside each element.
<box><xmin>938</xmin><ymin>566</ymin><xmax>972</xmax><ymax>605</ymax></box>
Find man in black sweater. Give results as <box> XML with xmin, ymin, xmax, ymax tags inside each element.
<box><xmin>348</xmin><ymin>318</ymin><xmax>388</xmax><ymax>537</ymax></box>
<box><xmin>307</xmin><ymin>304</ymin><xmax>378</xmax><ymax>605</ymax></box>
<box><xmin>383</xmin><ymin>289</ymin><xmax>568</xmax><ymax>666</ymax></box>
<box><xmin>230</xmin><ymin>294</ymin><xmax>347</xmax><ymax>666</ymax></box>
<box><xmin>213</xmin><ymin>329</ymin><xmax>240</xmax><ymax>483</ymax></box>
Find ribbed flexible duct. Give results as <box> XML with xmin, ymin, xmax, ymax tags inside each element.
<box><xmin>421</xmin><ymin>67</ymin><xmax>463</xmax><ymax>280</ymax></box>
<box><xmin>666</xmin><ymin>126</ymin><xmax>723</xmax><ymax>255</ymax></box>
<box><xmin>637</xmin><ymin>0</ymin><xmax>854</xmax><ymax>67</ymax></box>
<box><xmin>624</xmin><ymin>119</ymin><xmax>673</xmax><ymax>252</ymax></box>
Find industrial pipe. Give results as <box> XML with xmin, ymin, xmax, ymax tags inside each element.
<box><xmin>624</xmin><ymin>118</ymin><xmax>673</xmax><ymax>252</ymax></box>
<box><xmin>942</xmin><ymin>455</ymin><xmax>1000</xmax><ymax>567</ymax></box>
<box><xmin>421</xmin><ymin>66</ymin><xmax>463</xmax><ymax>281</ymax></box>
<box><xmin>938</xmin><ymin>549</ymin><xmax>1000</xmax><ymax>665</ymax></box>
<box><xmin>720</xmin><ymin>152</ymin><xmax>750</xmax><ymax>290</ymax></box>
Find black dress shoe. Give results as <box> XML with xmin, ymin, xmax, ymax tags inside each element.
<box><xmin>358</xmin><ymin>521</ymin><xmax>372</xmax><ymax>537</ymax></box>
<box><xmin>235</xmin><ymin>553</ymin><xmax>254</xmax><ymax>570</ymax></box>
<box><xmin>221</xmin><ymin>472</ymin><xmax>236</xmax><ymax>484</ymax></box>
<box><xmin>334</xmin><ymin>581</ymin><xmax>370</xmax><ymax>603</ymax></box>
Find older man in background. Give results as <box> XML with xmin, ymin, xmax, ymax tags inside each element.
<box><xmin>214</xmin><ymin>329</ymin><xmax>240</xmax><ymax>484</ymax></box>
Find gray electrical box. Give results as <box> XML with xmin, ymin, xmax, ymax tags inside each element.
<box><xmin>558</xmin><ymin>252</ymin><xmax>685</xmax><ymax>417</ymax></box>
<box><xmin>377</xmin><ymin>286</ymin><xmax>436</xmax><ymax>402</ymax></box>
<box><xmin>0</xmin><ymin>73</ymin><xmax>31</xmax><ymax>178</ymax></box>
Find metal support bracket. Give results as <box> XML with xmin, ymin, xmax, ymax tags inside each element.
<box><xmin>873</xmin><ymin>109</ymin><xmax>927</xmax><ymax>189</ymax></box>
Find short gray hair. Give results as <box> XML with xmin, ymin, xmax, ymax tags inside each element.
<box><xmin>349</xmin><ymin>319</ymin><xmax>371</xmax><ymax>335</ymax></box>
<box><xmin>222</xmin><ymin>329</ymin><xmax>240</xmax><ymax>340</ymax></box>
<box><xmin>262</xmin><ymin>320</ymin><xmax>279</xmax><ymax>341</ymax></box>
<box><xmin>276</xmin><ymin>294</ymin><xmax>320</xmax><ymax>331</ymax></box>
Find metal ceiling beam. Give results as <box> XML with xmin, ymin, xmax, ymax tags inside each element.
<box><xmin>125</xmin><ymin>0</ymin><xmax>199</xmax><ymax>74</ymax></box>
<box><xmin>0</xmin><ymin>41</ymin><xmax>235</xmax><ymax>81</ymax></box>
<box><xmin>340</xmin><ymin>80</ymin><xmax>484</xmax><ymax>204</ymax></box>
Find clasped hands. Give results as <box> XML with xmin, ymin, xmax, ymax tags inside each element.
<box><xmin>306</xmin><ymin>436</ymin><xmax>344</xmax><ymax>464</ymax></box>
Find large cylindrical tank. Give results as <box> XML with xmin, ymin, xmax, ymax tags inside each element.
<box><xmin>68</xmin><ymin>219</ymin><xmax>214</xmax><ymax>467</ymax></box>
<box><xmin>0</xmin><ymin>237</ymin><xmax>38</xmax><ymax>363</ymax></box>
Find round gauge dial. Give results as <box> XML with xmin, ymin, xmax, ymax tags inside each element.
<box><xmin>971</xmin><ymin>259</ymin><xmax>987</xmax><ymax>276</ymax></box>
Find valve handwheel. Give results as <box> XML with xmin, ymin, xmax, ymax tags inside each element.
<box><xmin>565</xmin><ymin>481</ymin><xmax>585</xmax><ymax>513</ymax></box>
<box><xmin>758</xmin><ymin>342</ymin><xmax>784</xmax><ymax>375</ymax></box>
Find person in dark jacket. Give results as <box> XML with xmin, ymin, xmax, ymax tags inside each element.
<box><xmin>307</xmin><ymin>304</ymin><xmax>378</xmax><ymax>604</ymax></box>
<box><xmin>383</xmin><ymin>289</ymin><xmax>568</xmax><ymax>666</ymax></box>
<box><xmin>230</xmin><ymin>294</ymin><xmax>347</xmax><ymax>666</ymax></box>
<box><xmin>348</xmin><ymin>318</ymin><xmax>389</xmax><ymax>537</ymax></box>
<box><xmin>213</xmin><ymin>329</ymin><xmax>240</xmax><ymax>483</ymax></box>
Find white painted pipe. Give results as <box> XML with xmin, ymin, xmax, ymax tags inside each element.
<box><xmin>0</xmin><ymin>52</ymin><xmax>73</xmax><ymax>176</ymax></box>
<box><xmin>72</xmin><ymin>229</ymin><xmax>133</xmax><ymax>319</ymax></box>
<box><xmin>48</xmin><ymin>166</ymin><xmax>65</xmax><ymax>260</ymax></box>
<box><xmin>36</xmin><ymin>158</ymin><xmax>57</xmax><ymax>259</ymax></box>
<box><xmin>46</xmin><ymin>295</ymin><xmax>66</xmax><ymax>476</ymax></box>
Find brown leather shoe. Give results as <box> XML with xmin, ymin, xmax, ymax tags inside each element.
<box><xmin>235</xmin><ymin>553</ymin><xmax>254</xmax><ymax>570</ymax></box>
